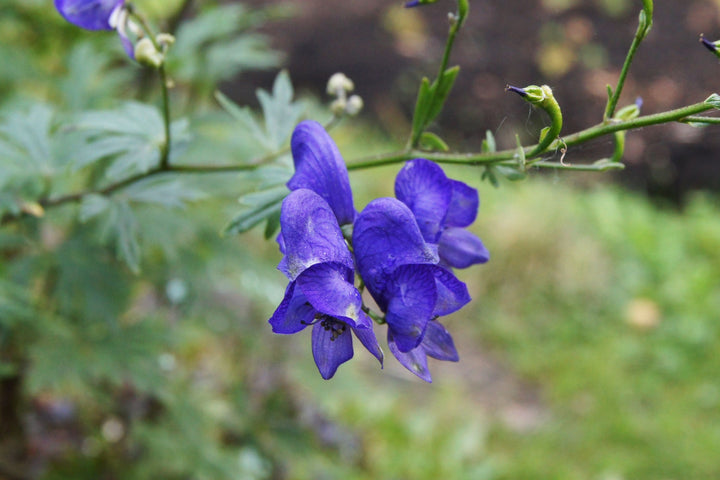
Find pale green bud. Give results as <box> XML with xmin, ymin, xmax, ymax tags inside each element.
<box><xmin>134</xmin><ymin>38</ymin><xmax>164</xmax><ymax>68</ymax></box>
<box><xmin>345</xmin><ymin>95</ymin><xmax>364</xmax><ymax>116</ymax></box>
<box><xmin>327</xmin><ymin>73</ymin><xmax>354</xmax><ymax>96</ymax></box>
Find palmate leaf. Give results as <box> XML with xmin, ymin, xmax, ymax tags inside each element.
<box><xmin>80</xmin><ymin>195</ymin><xmax>141</xmax><ymax>272</ymax></box>
<box><xmin>0</xmin><ymin>104</ymin><xmax>55</xmax><ymax>174</ymax></box>
<box><xmin>217</xmin><ymin>70</ymin><xmax>303</xmax><ymax>152</ymax></box>
<box><xmin>170</xmin><ymin>4</ymin><xmax>281</xmax><ymax>86</ymax></box>
<box><xmin>72</xmin><ymin>102</ymin><xmax>191</xmax><ymax>177</ymax></box>
<box><xmin>122</xmin><ymin>177</ymin><xmax>206</xmax><ymax>209</ymax></box>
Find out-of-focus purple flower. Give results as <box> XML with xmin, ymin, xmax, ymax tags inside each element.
<box><xmin>395</xmin><ymin>158</ymin><xmax>489</xmax><ymax>269</ymax></box>
<box><xmin>55</xmin><ymin>0</ymin><xmax>134</xmax><ymax>58</ymax></box>
<box><xmin>287</xmin><ymin>120</ymin><xmax>355</xmax><ymax>226</ymax></box>
<box><xmin>270</xmin><ymin>189</ymin><xmax>382</xmax><ymax>379</ymax></box>
<box><xmin>353</xmin><ymin>197</ymin><xmax>469</xmax><ymax>380</ymax></box>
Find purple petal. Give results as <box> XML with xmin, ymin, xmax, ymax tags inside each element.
<box><xmin>438</xmin><ymin>227</ymin><xmax>490</xmax><ymax>269</ymax></box>
<box><xmin>353</xmin><ymin>197</ymin><xmax>438</xmax><ymax>310</ymax></box>
<box><xmin>55</xmin><ymin>0</ymin><xmax>122</xmax><ymax>30</ymax></box>
<box><xmin>287</xmin><ymin>120</ymin><xmax>355</xmax><ymax>226</ymax></box>
<box><xmin>444</xmin><ymin>179</ymin><xmax>479</xmax><ymax>228</ymax></box>
<box><xmin>384</xmin><ymin>265</ymin><xmax>437</xmax><ymax>352</ymax></box>
<box><xmin>388</xmin><ymin>331</ymin><xmax>432</xmax><ymax>382</ymax></box>
<box><xmin>422</xmin><ymin>321</ymin><xmax>459</xmax><ymax>361</ymax></box>
<box><xmin>352</xmin><ymin>321</ymin><xmax>384</xmax><ymax>367</ymax></box>
<box><xmin>430</xmin><ymin>266</ymin><xmax>471</xmax><ymax>316</ymax></box>
<box><xmin>312</xmin><ymin>320</ymin><xmax>354</xmax><ymax>379</ymax></box>
<box><xmin>394</xmin><ymin>158</ymin><xmax>452</xmax><ymax>242</ymax></box>
<box><xmin>278</xmin><ymin>189</ymin><xmax>353</xmax><ymax>280</ymax></box>
<box><xmin>117</xmin><ymin>25</ymin><xmax>135</xmax><ymax>59</ymax></box>
<box><xmin>269</xmin><ymin>282</ymin><xmax>314</xmax><ymax>334</ymax></box>
<box><xmin>295</xmin><ymin>263</ymin><xmax>369</xmax><ymax>329</ymax></box>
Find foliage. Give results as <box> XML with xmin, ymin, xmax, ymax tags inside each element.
<box><xmin>1</xmin><ymin>0</ymin><xmax>720</xmax><ymax>478</ymax></box>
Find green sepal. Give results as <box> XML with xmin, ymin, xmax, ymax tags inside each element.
<box><xmin>419</xmin><ymin>131</ymin><xmax>450</xmax><ymax>152</ymax></box>
<box><xmin>410</xmin><ymin>77</ymin><xmax>433</xmax><ymax>144</ymax></box>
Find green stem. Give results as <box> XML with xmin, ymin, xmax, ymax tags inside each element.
<box><xmin>350</xmin><ymin>99</ymin><xmax>714</xmax><ymax>170</ymax></box>
<box><xmin>158</xmin><ymin>65</ymin><xmax>172</xmax><ymax>169</ymax></box>
<box><xmin>679</xmin><ymin>115</ymin><xmax>720</xmax><ymax>125</ymax></box>
<box><xmin>604</xmin><ymin>5</ymin><xmax>653</xmax><ymax>119</ymax></box>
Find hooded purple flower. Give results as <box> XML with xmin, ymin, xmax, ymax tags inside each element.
<box><xmin>395</xmin><ymin>158</ymin><xmax>489</xmax><ymax>269</ymax></box>
<box><xmin>269</xmin><ymin>189</ymin><xmax>382</xmax><ymax>379</ymax></box>
<box><xmin>55</xmin><ymin>0</ymin><xmax>134</xmax><ymax>58</ymax></box>
<box><xmin>287</xmin><ymin>120</ymin><xmax>355</xmax><ymax>226</ymax></box>
<box><xmin>353</xmin><ymin>197</ymin><xmax>469</xmax><ymax>381</ymax></box>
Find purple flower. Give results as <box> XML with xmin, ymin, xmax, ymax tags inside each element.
<box><xmin>395</xmin><ymin>158</ymin><xmax>489</xmax><ymax>269</ymax></box>
<box><xmin>269</xmin><ymin>189</ymin><xmax>382</xmax><ymax>379</ymax></box>
<box><xmin>388</xmin><ymin>320</ymin><xmax>459</xmax><ymax>383</ymax></box>
<box><xmin>287</xmin><ymin>120</ymin><xmax>355</xmax><ymax>226</ymax></box>
<box><xmin>353</xmin><ymin>197</ymin><xmax>469</xmax><ymax>381</ymax></box>
<box><xmin>55</xmin><ymin>0</ymin><xmax>134</xmax><ymax>58</ymax></box>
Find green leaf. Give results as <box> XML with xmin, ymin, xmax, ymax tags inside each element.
<box><xmin>257</xmin><ymin>70</ymin><xmax>304</xmax><ymax>150</ymax></box>
<box><xmin>704</xmin><ymin>93</ymin><xmax>720</xmax><ymax>110</ymax></box>
<box><xmin>0</xmin><ymin>104</ymin><xmax>55</xmax><ymax>174</ymax></box>
<box><xmin>72</xmin><ymin>102</ymin><xmax>191</xmax><ymax>177</ymax></box>
<box><xmin>224</xmin><ymin>185</ymin><xmax>288</xmax><ymax>235</ymax></box>
<box><xmin>214</xmin><ymin>90</ymin><xmax>267</xmax><ymax>145</ymax></box>
<box><xmin>79</xmin><ymin>194</ymin><xmax>112</xmax><ymax>222</ymax></box>
<box><xmin>495</xmin><ymin>165</ymin><xmax>528</xmax><ymax>181</ymax></box>
<box><xmin>419</xmin><ymin>132</ymin><xmax>450</xmax><ymax>152</ymax></box>
<box><xmin>410</xmin><ymin>77</ymin><xmax>433</xmax><ymax>144</ymax></box>
<box><xmin>481</xmin><ymin>166</ymin><xmax>500</xmax><ymax>188</ymax></box>
<box><xmin>481</xmin><ymin>130</ymin><xmax>496</xmax><ymax>153</ymax></box>
<box><xmin>425</xmin><ymin>66</ymin><xmax>460</xmax><ymax>128</ymax></box>
<box><xmin>123</xmin><ymin>178</ymin><xmax>206</xmax><ymax>209</ymax></box>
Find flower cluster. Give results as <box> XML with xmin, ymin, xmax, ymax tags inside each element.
<box><xmin>270</xmin><ymin>121</ymin><xmax>488</xmax><ymax>382</ymax></box>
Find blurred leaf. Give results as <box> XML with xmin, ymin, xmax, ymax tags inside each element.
<box><xmin>257</xmin><ymin>70</ymin><xmax>304</xmax><ymax>151</ymax></box>
<box><xmin>419</xmin><ymin>131</ymin><xmax>450</xmax><ymax>152</ymax></box>
<box><xmin>225</xmin><ymin>185</ymin><xmax>288</xmax><ymax>235</ymax></box>
<box><xmin>495</xmin><ymin>165</ymin><xmax>527</xmax><ymax>181</ymax></box>
<box><xmin>72</xmin><ymin>102</ymin><xmax>191</xmax><ymax>177</ymax></box>
<box><xmin>0</xmin><ymin>104</ymin><xmax>55</xmax><ymax>174</ymax></box>
<box><xmin>123</xmin><ymin>177</ymin><xmax>206</xmax><ymax>209</ymax></box>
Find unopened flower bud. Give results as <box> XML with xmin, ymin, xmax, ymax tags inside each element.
<box><xmin>156</xmin><ymin>33</ymin><xmax>175</xmax><ymax>49</ymax></box>
<box><xmin>405</xmin><ymin>0</ymin><xmax>438</xmax><ymax>7</ymax></box>
<box><xmin>345</xmin><ymin>95</ymin><xmax>364</xmax><ymax>116</ymax></box>
<box><xmin>330</xmin><ymin>98</ymin><xmax>347</xmax><ymax>116</ymax></box>
<box><xmin>327</xmin><ymin>73</ymin><xmax>354</xmax><ymax>96</ymax></box>
<box><xmin>700</xmin><ymin>34</ymin><xmax>720</xmax><ymax>59</ymax></box>
<box><xmin>134</xmin><ymin>38</ymin><xmax>164</xmax><ymax>68</ymax></box>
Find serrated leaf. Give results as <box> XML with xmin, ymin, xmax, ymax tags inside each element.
<box><xmin>225</xmin><ymin>185</ymin><xmax>288</xmax><ymax>235</ymax></box>
<box><xmin>122</xmin><ymin>178</ymin><xmax>205</xmax><ymax>209</ymax></box>
<box><xmin>419</xmin><ymin>131</ymin><xmax>450</xmax><ymax>152</ymax></box>
<box><xmin>0</xmin><ymin>104</ymin><xmax>55</xmax><ymax>173</ymax></box>
<box><xmin>214</xmin><ymin>91</ymin><xmax>268</xmax><ymax>146</ymax></box>
<box><xmin>705</xmin><ymin>93</ymin><xmax>720</xmax><ymax>109</ymax></box>
<box><xmin>257</xmin><ymin>70</ymin><xmax>303</xmax><ymax>150</ymax></box>
<box><xmin>72</xmin><ymin>102</ymin><xmax>191</xmax><ymax>177</ymax></box>
<box><xmin>79</xmin><ymin>194</ymin><xmax>112</xmax><ymax>222</ymax></box>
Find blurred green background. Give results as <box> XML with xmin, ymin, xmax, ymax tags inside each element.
<box><xmin>1</xmin><ymin>0</ymin><xmax>720</xmax><ymax>479</ymax></box>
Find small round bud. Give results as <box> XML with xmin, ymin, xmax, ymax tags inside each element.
<box><xmin>156</xmin><ymin>33</ymin><xmax>176</xmax><ymax>49</ymax></box>
<box><xmin>330</xmin><ymin>98</ymin><xmax>347</xmax><ymax>116</ymax></box>
<box><xmin>345</xmin><ymin>95</ymin><xmax>364</xmax><ymax>116</ymax></box>
<box><xmin>134</xmin><ymin>38</ymin><xmax>164</xmax><ymax>68</ymax></box>
<box><xmin>327</xmin><ymin>73</ymin><xmax>354</xmax><ymax>95</ymax></box>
